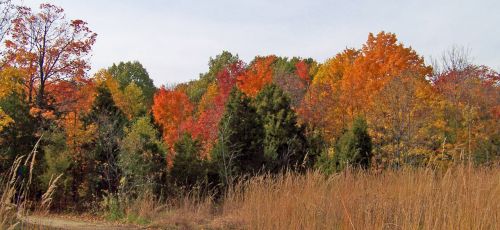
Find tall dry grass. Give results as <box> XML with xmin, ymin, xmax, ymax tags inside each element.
<box><xmin>0</xmin><ymin>155</ymin><xmax>24</xmax><ymax>229</ymax></box>
<box><xmin>0</xmin><ymin>139</ymin><xmax>41</xmax><ymax>229</ymax></box>
<box><xmin>107</xmin><ymin>190</ymin><xmax>218</xmax><ymax>229</ymax></box>
<box><xmin>222</xmin><ymin>165</ymin><xmax>500</xmax><ymax>229</ymax></box>
<box><xmin>0</xmin><ymin>137</ymin><xmax>61</xmax><ymax>229</ymax></box>
<box><xmin>3</xmin><ymin>142</ymin><xmax>498</xmax><ymax>230</ymax></box>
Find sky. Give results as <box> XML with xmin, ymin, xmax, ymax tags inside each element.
<box><xmin>20</xmin><ymin>0</ymin><xmax>500</xmax><ymax>86</ymax></box>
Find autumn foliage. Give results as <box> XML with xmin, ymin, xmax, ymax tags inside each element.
<box><xmin>0</xmin><ymin>3</ymin><xmax>499</xmax><ymax>223</ymax></box>
<box><xmin>4</xmin><ymin>4</ymin><xmax>96</xmax><ymax>111</ymax></box>
<box><xmin>237</xmin><ymin>55</ymin><xmax>276</xmax><ymax>97</ymax></box>
<box><xmin>152</xmin><ymin>87</ymin><xmax>194</xmax><ymax>148</ymax></box>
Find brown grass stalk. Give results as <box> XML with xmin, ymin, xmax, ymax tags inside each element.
<box><xmin>0</xmin><ymin>137</ymin><xmax>58</xmax><ymax>228</ymax></box>
<box><xmin>220</xmin><ymin>165</ymin><xmax>499</xmax><ymax>229</ymax></box>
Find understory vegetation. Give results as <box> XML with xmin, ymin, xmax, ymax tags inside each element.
<box><xmin>34</xmin><ymin>164</ymin><xmax>497</xmax><ymax>229</ymax></box>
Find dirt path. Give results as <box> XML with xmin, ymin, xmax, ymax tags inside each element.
<box><xmin>18</xmin><ymin>215</ymin><xmax>141</xmax><ymax>230</ymax></box>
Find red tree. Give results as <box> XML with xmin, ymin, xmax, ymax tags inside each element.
<box><xmin>5</xmin><ymin>3</ymin><xmax>97</xmax><ymax>109</ymax></box>
<box><xmin>191</xmin><ymin>61</ymin><xmax>245</xmax><ymax>156</ymax></box>
<box><xmin>295</xmin><ymin>60</ymin><xmax>310</xmax><ymax>83</ymax></box>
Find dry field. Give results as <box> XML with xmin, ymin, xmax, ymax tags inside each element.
<box><xmin>3</xmin><ymin>164</ymin><xmax>499</xmax><ymax>229</ymax></box>
<box><xmin>218</xmin><ymin>165</ymin><xmax>500</xmax><ymax>229</ymax></box>
<box><xmin>139</xmin><ymin>165</ymin><xmax>500</xmax><ymax>229</ymax></box>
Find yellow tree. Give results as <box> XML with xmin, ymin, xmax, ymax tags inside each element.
<box><xmin>433</xmin><ymin>64</ymin><xmax>500</xmax><ymax>163</ymax></box>
<box><xmin>300</xmin><ymin>49</ymin><xmax>359</xmax><ymax>141</ymax></box>
<box><xmin>370</xmin><ymin>73</ymin><xmax>445</xmax><ymax>167</ymax></box>
<box><xmin>94</xmin><ymin>69</ymin><xmax>145</xmax><ymax>120</ymax></box>
<box><xmin>196</xmin><ymin>82</ymin><xmax>218</xmax><ymax>116</ymax></box>
<box><xmin>0</xmin><ymin>67</ymin><xmax>23</xmax><ymax>131</ymax></box>
<box><xmin>119</xmin><ymin>83</ymin><xmax>146</xmax><ymax>120</ymax></box>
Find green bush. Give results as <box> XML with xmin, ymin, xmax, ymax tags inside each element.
<box><xmin>170</xmin><ymin>134</ymin><xmax>210</xmax><ymax>190</ymax></box>
<box><xmin>118</xmin><ymin>116</ymin><xmax>166</xmax><ymax>195</ymax></box>
<box><xmin>333</xmin><ymin>117</ymin><xmax>372</xmax><ymax>170</ymax></box>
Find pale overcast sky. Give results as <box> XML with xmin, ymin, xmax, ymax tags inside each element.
<box><xmin>21</xmin><ymin>0</ymin><xmax>500</xmax><ymax>86</ymax></box>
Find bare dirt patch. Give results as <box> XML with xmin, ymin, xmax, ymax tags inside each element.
<box><xmin>19</xmin><ymin>215</ymin><xmax>140</xmax><ymax>230</ymax></box>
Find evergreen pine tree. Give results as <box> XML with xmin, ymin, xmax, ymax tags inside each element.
<box><xmin>170</xmin><ymin>134</ymin><xmax>208</xmax><ymax>189</ymax></box>
<box><xmin>83</xmin><ymin>85</ymin><xmax>127</xmax><ymax>196</ymax></box>
<box><xmin>254</xmin><ymin>84</ymin><xmax>308</xmax><ymax>171</ymax></box>
<box><xmin>334</xmin><ymin>117</ymin><xmax>372</xmax><ymax>170</ymax></box>
<box><xmin>213</xmin><ymin>88</ymin><xmax>264</xmax><ymax>181</ymax></box>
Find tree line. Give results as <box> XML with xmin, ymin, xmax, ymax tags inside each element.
<box><xmin>0</xmin><ymin>2</ymin><xmax>498</xmax><ymax>210</ymax></box>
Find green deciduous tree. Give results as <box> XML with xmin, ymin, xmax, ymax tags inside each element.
<box><xmin>0</xmin><ymin>91</ymin><xmax>37</xmax><ymax>173</ymax></box>
<box><xmin>119</xmin><ymin>116</ymin><xmax>166</xmax><ymax>194</ymax></box>
<box><xmin>108</xmin><ymin>61</ymin><xmax>156</xmax><ymax>107</ymax></box>
<box><xmin>41</xmin><ymin>126</ymin><xmax>72</xmax><ymax>207</ymax></box>
<box><xmin>185</xmin><ymin>51</ymin><xmax>240</xmax><ymax>104</ymax></box>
